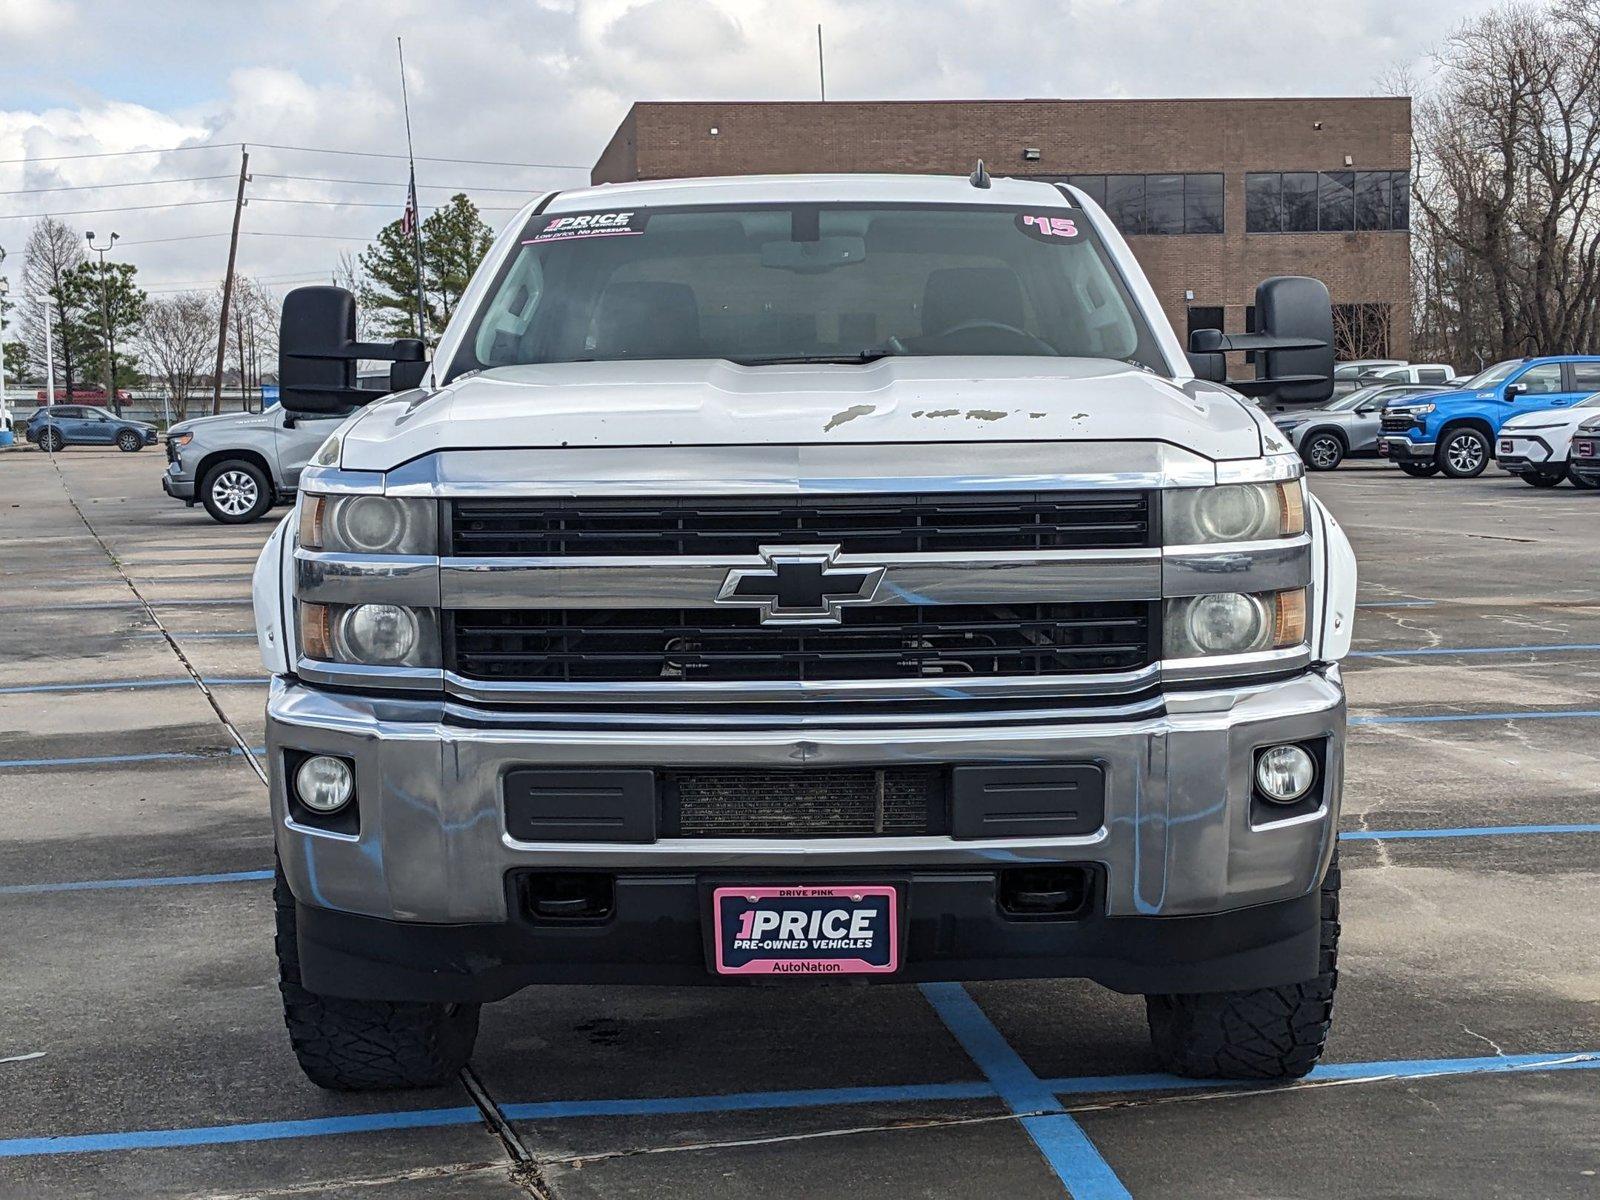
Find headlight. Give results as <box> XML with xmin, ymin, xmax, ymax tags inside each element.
<box><xmin>1165</xmin><ymin>589</ymin><xmax>1307</xmax><ymax>659</ymax></box>
<box><xmin>298</xmin><ymin>494</ymin><xmax>437</xmax><ymax>556</ymax></box>
<box><xmin>1164</xmin><ymin>483</ymin><xmax>1304</xmax><ymax>545</ymax></box>
<box><xmin>1408</xmin><ymin>403</ymin><xmax>1436</xmax><ymax>415</ymax></box>
<box><xmin>299</xmin><ymin>601</ymin><xmax>439</xmax><ymax>667</ymax></box>
<box><xmin>169</xmin><ymin>432</ymin><xmax>193</xmax><ymax>449</ymax></box>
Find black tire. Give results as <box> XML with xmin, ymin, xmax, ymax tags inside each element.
<box><xmin>1438</xmin><ymin>427</ymin><xmax>1490</xmax><ymax>478</ymax></box>
<box><xmin>1396</xmin><ymin>461</ymin><xmax>1439</xmax><ymax>477</ymax></box>
<box><xmin>115</xmin><ymin>429</ymin><xmax>144</xmax><ymax>452</ymax></box>
<box><xmin>1302</xmin><ymin>431</ymin><xmax>1345</xmax><ymax>471</ymax></box>
<box><xmin>1568</xmin><ymin>466</ymin><xmax>1599</xmax><ymax>490</ymax></box>
<box><xmin>1144</xmin><ymin>855</ymin><xmax>1340</xmax><ymax>1080</ymax></box>
<box><xmin>38</xmin><ymin>427</ymin><xmax>64</xmax><ymax>453</ymax></box>
<box><xmin>1521</xmin><ymin>470</ymin><xmax>1563</xmax><ymax>488</ymax></box>
<box><xmin>200</xmin><ymin>459</ymin><xmax>273</xmax><ymax>523</ymax></box>
<box><xmin>275</xmin><ymin>864</ymin><xmax>480</xmax><ymax>1091</ymax></box>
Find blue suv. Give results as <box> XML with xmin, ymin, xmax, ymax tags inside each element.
<box><xmin>22</xmin><ymin>405</ymin><xmax>158</xmax><ymax>453</ymax></box>
<box><xmin>1379</xmin><ymin>356</ymin><xmax>1600</xmax><ymax>477</ymax></box>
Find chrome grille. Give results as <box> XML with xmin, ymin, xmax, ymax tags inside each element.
<box><xmin>449</xmin><ymin>492</ymin><xmax>1154</xmax><ymax>557</ymax></box>
<box><xmin>446</xmin><ymin>601</ymin><xmax>1156</xmax><ymax>683</ymax></box>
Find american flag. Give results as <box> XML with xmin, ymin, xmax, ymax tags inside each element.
<box><xmin>401</xmin><ymin>168</ymin><xmax>418</xmax><ymax>236</ymax></box>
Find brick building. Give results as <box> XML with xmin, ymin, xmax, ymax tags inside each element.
<box><xmin>592</xmin><ymin>98</ymin><xmax>1412</xmax><ymax>358</ymax></box>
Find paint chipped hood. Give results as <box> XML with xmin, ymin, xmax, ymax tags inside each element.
<box><xmin>336</xmin><ymin>357</ymin><xmax>1269</xmax><ymax>472</ymax></box>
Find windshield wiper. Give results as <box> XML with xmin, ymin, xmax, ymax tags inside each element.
<box><xmin>727</xmin><ymin>351</ymin><xmax>897</xmax><ymax>366</ymax></box>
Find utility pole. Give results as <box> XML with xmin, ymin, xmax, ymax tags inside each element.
<box><xmin>85</xmin><ymin>230</ymin><xmax>120</xmax><ymax>414</ymax></box>
<box><xmin>213</xmin><ymin>145</ymin><xmax>250</xmax><ymax>415</ymax></box>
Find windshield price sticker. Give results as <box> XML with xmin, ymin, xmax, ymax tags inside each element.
<box><xmin>1015</xmin><ymin>212</ymin><xmax>1081</xmax><ymax>242</ymax></box>
<box><xmin>526</xmin><ymin>210</ymin><xmax>649</xmax><ymax>245</ymax></box>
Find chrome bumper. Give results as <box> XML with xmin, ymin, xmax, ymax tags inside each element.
<box><xmin>269</xmin><ymin>668</ymin><xmax>1345</xmax><ymax>926</ymax></box>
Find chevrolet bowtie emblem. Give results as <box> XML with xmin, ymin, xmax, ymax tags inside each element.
<box><xmin>716</xmin><ymin>544</ymin><xmax>885</xmax><ymax>625</ymax></box>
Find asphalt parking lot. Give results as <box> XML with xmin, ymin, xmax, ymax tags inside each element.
<box><xmin>2</xmin><ymin>446</ymin><xmax>1597</xmax><ymax>1199</ymax></box>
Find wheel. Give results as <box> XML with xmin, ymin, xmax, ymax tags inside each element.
<box><xmin>1396</xmin><ymin>461</ymin><xmax>1439</xmax><ymax>477</ymax></box>
<box><xmin>1568</xmin><ymin>466</ymin><xmax>1598</xmax><ymax>489</ymax></box>
<box><xmin>201</xmin><ymin>460</ymin><xmax>273</xmax><ymax>523</ymax></box>
<box><xmin>1144</xmin><ymin>855</ymin><xmax>1340</xmax><ymax>1080</ymax></box>
<box><xmin>1521</xmin><ymin>470</ymin><xmax>1563</xmax><ymax>488</ymax></box>
<box><xmin>115</xmin><ymin>429</ymin><xmax>144</xmax><ymax>452</ymax></box>
<box><xmin>275</xmin><ymin>864</ymin><xmax>480</xmax><ymax>1090</ymax></box>
<box><xmin>1438</xmin><ymin>427</ymin><xmax>1490</xmax><ymax>478</ymax></box>
<box><xmin>1302</xmin><ymin>432</ymin><xmax>1345</xmax><ymax>471</ymax></box>
<box><xmin>38</xmin><ymin>428</ymin><xmax>64</xmax><ymax>453</ymax></box>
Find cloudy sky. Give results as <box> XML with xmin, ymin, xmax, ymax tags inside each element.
<box><xmin>1</xmin><ymin>0</ymin><xmax>1490</xmax><ymax>308</ymax></box>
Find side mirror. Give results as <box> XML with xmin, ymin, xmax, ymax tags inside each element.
<box><xmin>1504</xmin><ymin>382</ymin><xmax>1527</xmax><ymax>398</ymax></box>
<box><xmin>1182</xmin><ymin>277</ymin><xmax>1334</xmax><ymax>404</ymax></box>
<box><xmin>1185</xmin><ymin>329</ymin><xmax>1227</xmax><ymax>383</ymax></box>
<box><xmin>278</xmin><ymin>287</ymin><xmax>426</xmax><ymax>416</ymax></box>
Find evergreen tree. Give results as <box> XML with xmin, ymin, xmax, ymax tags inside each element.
<box><xmin>63</xmin><ymin>259</ymin><xmax>147</xmax><ymax>404</ymax></box>
<box><xmin>358</xmin><ymin>193</ymin><xmax>494</xmax><ymax>345</ymax></box>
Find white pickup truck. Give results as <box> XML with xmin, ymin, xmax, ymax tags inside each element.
<box><xmin>253</xmin><ymin>171</ymin><xmax>1357</xmax><ymax>1091</ymax></box>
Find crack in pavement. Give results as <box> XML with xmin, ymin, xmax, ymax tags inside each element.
<box><xmin>200</xmin><ymin>1161</ymin><xmax>511</xmax><ymax>1199</ymax></box>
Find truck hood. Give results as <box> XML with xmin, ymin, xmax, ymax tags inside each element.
<box><xmin>169</xmin><ymin>409</ymin><xmax>276</xmax><ymax>437</ymax></box>
<box><xmin>1501</xmin><ymin>406</ymin><xmax>1599</xmax><ymax>430</ymax></box>
<box><xmin>338</xmin><ymin>358</ymin><xmax>1265</xmax><ymax>472</ymax></box>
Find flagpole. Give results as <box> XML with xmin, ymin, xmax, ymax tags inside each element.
<box><xmin>397</xmin><ymin>36</ymin><xmax>427</xmax><ymax>346</ymax></box>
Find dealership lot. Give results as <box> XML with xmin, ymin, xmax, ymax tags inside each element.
<box><xmin>1</xmin><ymin>447</ymin><xmax>1596</xmax><ymax>1199</ymax></box>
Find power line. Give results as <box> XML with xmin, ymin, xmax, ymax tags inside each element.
<box><xmin>255</xmin><ymin>172</ymin><xmax>543</xmax><ymax>194</ymax></box>
<box><xmin>0</xmin><ymin>173</ymin><xmax>235</xmax><ymax>197</ymax></box>
<box><xmin>0</xmin><ymin>141</ymin><xmax>234</xmax><ymax>166</ymax></box>
<box><xmin>244</xmin><ymin>141</ymin><xmax>587</xmax><ymax>170</ymax></box>
<box><xmin>0</xmin><ymin>198</ymin><xmax>234</xmax><ymax>219</ymax></box>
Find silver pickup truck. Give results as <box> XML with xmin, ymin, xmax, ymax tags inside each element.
<box><xmin>163</xmin><ymin>404</ymin><xmax>352</xmax><ymax>523</ymax></box>
<box><xmin>253</xmin><ymin>172</ymin><xmax>1357</xmax><ymax>1092</ymax></box>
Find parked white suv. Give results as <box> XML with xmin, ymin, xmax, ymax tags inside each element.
<box><xmin>1495</xmin><ymin>393</ymin><xmax>1600</xmax><ymax>487</ymax></box>
<box><xmin>254</xmin><ymin>172</ymin><xmax>1357</xmax><ymax>1091</ymax></box>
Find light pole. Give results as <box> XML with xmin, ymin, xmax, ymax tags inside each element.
<box><xmin>85</xmin><ymin>230</ymin><xmax>120</xmax><ymax>415</ymax></box>
<box><xmin>0</xmin><ymin>270</ymin><xmax>10</xmax><ymax>437</ymax></box>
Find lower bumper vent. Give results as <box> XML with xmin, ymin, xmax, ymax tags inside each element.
<box><xmin>667</xmin><ymin>767</ymin><xmax>944</xmax><ymax>838</ymax></box>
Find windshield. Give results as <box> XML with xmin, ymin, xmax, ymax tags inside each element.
<box><xmin>1461</xmin><ymin>360</ymin><xmax>1523</xmax><ymax>390</ymax></box>
<box><xmin>449</xmin><ymin>202</ymin><xmax>1167</xmax><ymax>379</ymax></box>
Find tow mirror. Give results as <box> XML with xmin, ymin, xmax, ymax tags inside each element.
<box><xmin>278</xmin><ymin>287</ymin><xmax>427</xmax><ymax>416</ymax></box>
<box><xmin>1184</xmin><ymin>277</ymin><xmax>1335</xmax><ymax>404</ymax></box>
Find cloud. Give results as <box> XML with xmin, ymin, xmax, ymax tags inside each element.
<box><xmin>0</xmin><ymin>0</ymin><xmax>1500</xmax><ymax>303</ymax></box>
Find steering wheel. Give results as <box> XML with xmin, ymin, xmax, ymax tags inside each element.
<box><xmin>926</xmin><ymin>319</ymin><xmax>1056</xmax><ymax>354</ymax></box>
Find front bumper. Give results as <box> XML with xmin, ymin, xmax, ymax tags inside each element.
<box><xmin>1379</xmin><ymin>435</ymin><xmax>1435</xmax><ymax>462</ymax></box>
<box><xmin>270</xmin><ymin>669</ymin><xmax>1345</xmax><ymax>997</ymax></box>
<box><xmin>1496</xmin><ymin>435</ymin><xmax>1556</xmax><ymax>473</ymax></box>
<box><xmin>162</xmin><ymin>461</ymin><xmax>197</xmax><ymax>500</ymax></box>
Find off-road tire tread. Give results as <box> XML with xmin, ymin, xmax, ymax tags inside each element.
<box><xmin>1145</xmin><ymin>856</ymin><xmax>1340</xmax><ymax>1081</ymax></box>
<box><xmin>274</xmin><ymin>866</ymin><xmax>479</xmax><ymax>1090</ymax></box>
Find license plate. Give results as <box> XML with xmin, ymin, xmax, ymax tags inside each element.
<box><xmin>1577</xmin><ymin>440</ymin><xmax>1596</xmax><ymax>458</ymax></box>
<box><xmin>1500</xmin><ymin>440</ymin><xmax>1513</xmax><ymax>453</ymax></box>
<box><xmin>712</xmin><ymin>885</ymin><xmax>899</xmax><ymax>976</ymax></box>
<box><xmin>1377</xmin><ymin>441</ymin><xmax>1390</xmax><ymax>456</ymax></box>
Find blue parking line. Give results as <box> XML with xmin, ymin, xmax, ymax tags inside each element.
<box><xmin>1353</xmin><ymin>709</ymin><xmax>1600</xmax><ymax>725</ymax></box>
<box><xmin>921</xmin><ymin>982</ymin><xmax>1130</xmax><ymax>1199</ymax></box>
<box><xmin>0</xmin><ymin>677</ymin><xmax>269</xmax><ymax>696</ymax></box>
<box><xmin>4</xmin><ymin>1049</ymin><xmax>1591</xmax><ymax>1161</ymax></box>
<box><xmin>0</xmin><ymin>746</ymin><xmax>266</xmax><ymax>770</ymax></box>
<box><xmin>1341</xmin><ymin>823</ymin><xmax>1600</xmax><ymax>841</ymax></box>
<box><xmin>1349</xmin><ymin>642</ymin><xmax>1600</xmax><ymax>659</ymax></box>
<box><xmin>0</xmin><ymin>870</ymin><xmax>273</xmax><ymax>896</ymax></box>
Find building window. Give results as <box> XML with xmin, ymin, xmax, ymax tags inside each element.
<box><xmin>1332</xmin><ymin>303</ymin><xmax>1393</xmax><ymax>359</ymax></box>
<box><xmin>1187</xmin><ymin>305</ymin><xmax>1225</xmax><ymax>344</ymax></box>
<box><xmin>1037</xmin><ymin>174</ymin><xmax>1224</xmax><ymax>235</ymax></box>
<box><xmin>1247</xmin><ymin>170</ymin><xmax>1409</xmax><ymax>233</ymax></box>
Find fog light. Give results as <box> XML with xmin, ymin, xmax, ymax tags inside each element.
<box><xmin>1256</xmin><ymin>744</ymin><xmax>1316</xmax><ymax>804</ymax></box>
<box><xmin>296</xmin><ymin>755</ymin><xmax>354</xmax><ymax>813</ymax></box>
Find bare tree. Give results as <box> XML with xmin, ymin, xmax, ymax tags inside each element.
<box><xmin>138</xmin><ymin>292</ymin><xmax>216</xmax><ymax>421</ymax></box>
<box><xmin>1411</xmin><ymin>0</ymin><xmax>1600</xmax><ymax>362</ymax></box>
<box><xmin>20</xmin><ymin>217</ymin><xmax>87</xmax><ymax>399</ymax></box>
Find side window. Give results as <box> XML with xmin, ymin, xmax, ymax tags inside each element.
<box><xmin>1516</xmin><ymin>364</ymin><xmax>1563</xmax><ymax>394</ymax></box>
<box><xmin>1417</xmin><ymin>368</ymin><xmax>1449</xmax><ymax>383</ymax></box>
<box><xmin>1568</xmin><ymin>362</ymin><xmax>1600</xmax><ymax>392</ymax></box>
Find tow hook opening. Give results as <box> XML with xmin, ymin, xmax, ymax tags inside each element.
<box><xmin>998</xmin><ymin>865</ymin><xmax>1094</xmax><ymax>919</ymax></box>
<box><xmin>519</xmin><ymin>872</ymin><xmax>615</xmax><ymax>923</ymax></box>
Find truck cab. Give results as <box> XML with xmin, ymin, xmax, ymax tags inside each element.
<box><xmin>253</xmin><ymin>173</ymin><xmax>1357</xmax><ymax>1092</ymax></box>
<box><xmin>1379</xmin><ymin>356</ymin><xmax>1600</xmax><ymax>477</ymax></box>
